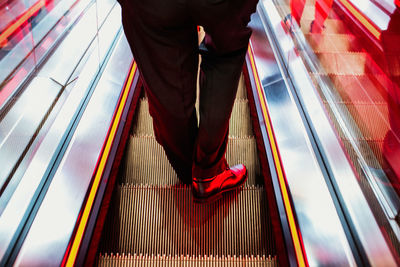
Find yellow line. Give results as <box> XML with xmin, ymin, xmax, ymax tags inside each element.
<box><xmin>339</xmin><ymin>0</ymin><xmax>381</xmax><ymax>40</ymax></box>
<box><xmin>65</xmin><ymin>62</ymin><xmax>137</xmax><ymax>267</ymax></box>
<box><xmin>248</xmin><ymin>46</ymin><xmax>306</xmax><ymax>267</ymax></box>
<box><xmin>0</xmin><ymin>0</ymin><xmax>46</xmax><ymax>44</ymax></box>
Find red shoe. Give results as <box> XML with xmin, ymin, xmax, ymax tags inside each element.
<box><xmin>192</xmin><ymin>164</ymin><xmax>247</xmax><ymax>203</ymax></box>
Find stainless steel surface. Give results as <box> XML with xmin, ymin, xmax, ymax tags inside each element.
<box><xmin>30</xmin><ymin>0</ymin><xmax>82</xmax><ymax>45</ymax></box>
<box><xmin>37</xmin><ymin>2</ymin><xmax>98</xmax><ymax>86</ymax></box>
<box><xmin>258</xmin><ymin>0</ymin><xmax>397</xmax><ymax>265</ymax></box>
<box><xmin>0</xmin><ymin>0</ymin><xmax>93</xmax><ymax>111</ymax></box>
<box><xmin>0</xmin><ymin>77</ymin><xmax>62</xmax><ymax>191</ymax></box>
<box><xmin>0</xmin><ymin>1</ymin><xmax>123</xmax><ymax>263</ymax></box>
<box><xmin>96</xmin><ymin>3</ymin><xmax>123</xmax><ymax>69</ymax></box>
<box><xmin>250</xmin><ymin>9</ymin><xmax>356</xmax><ymax>266</ymax></box>
<box><xmin>96</xmin><ymin>0</ymin><xmax>117</xmax><ymax>29</ymax></box>
<box><xmin>14</xmin><ymin>31</ymin><xmax>132</xmax><ymax>266</ymax></box>
<box><xmin>0</xmin><ymin>32</ymin><xmax>35</xmax><ymax>86</ymax></box>
<box><xmin>0</xmin><ymin>32</ymin><xmax>101</xmax><ymax>265</ymax></box>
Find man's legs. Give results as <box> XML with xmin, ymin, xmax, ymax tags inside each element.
<box><xmin>192</xmin><ymin>42</ymin><xmax>246</xmax><ymax>179</ymax></box>
<box><xmin>120</xmin><ymin>0</ymin><xmax>199</xmax><ymax>183</ymax></box>
<box><xmin>190</xmin><ymin>0</ymin><xmax>258</xmax><ymax>180</ymax></box>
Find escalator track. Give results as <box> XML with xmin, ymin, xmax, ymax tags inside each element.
<box><xmin>96</xmin><ymin>75</ymin><xmax>279</xmax><ymax>266</ymax></box>
<box><xmin>4</xmin><ymin>0</ymin><xmax>394</xmax><ymax>264</ymax></box>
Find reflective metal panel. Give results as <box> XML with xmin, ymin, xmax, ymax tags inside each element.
<box><xmin>0</xmin><ymin>31</ymin><xmax>34</xmax><ymax>87</ymax></box>
<box><xmin>96</xmin><ymin>0</ymin><xmax>117</xmax><ymax>28</ymax></box>
<box><xmin>0</xmin><ymin>44</ymin><xmax>101</xmax><ymax>264</ymax></box>
<box><xmin>258</xmin><ymin>0</ymin><xmax>398</xmax><ymax>265</ymax></box>
<box><xmin>37</xmin><ymin>2</ymin><xmax>98</xmax><ymax>85</ymax></box>
<box><xmin>0</xmin><ymin>77</ymin><xmax>62</xmax><ymax>192</ymax></box>
<box><xmin>249</xmin><ymin>10</ymin><xmax>356</xmax><ymax>266</ymax></box>
<box><xmin>97</xmin><ymin>3</ymin><xmax>121</xmax><ymax>64</ymax></box>
<box><xmin>0</xmin><ymin>0</ymin><xmax>94</xmax><ymax>111</ymax></box>
<box><xmin>14</xmin><ymin>34</ymin><xmax>133</xmax><ymax>266</ymax></box>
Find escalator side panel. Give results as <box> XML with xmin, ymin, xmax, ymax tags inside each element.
<box><xmin>259</xmin><ymin>0</ymin><xmax>400</xmax><ymax>265</ymax></box>
<box><xmin>12</xmin><ymin>33</ymin><xmax>133</xmax><ymax>267</ymax></box>
<box><xmin>248</xmin><ymin>8</ymin><xmax>358</xmax><ymax>266</ymax></box>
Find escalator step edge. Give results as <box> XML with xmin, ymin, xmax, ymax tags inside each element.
<box><xmin>98</xmin><ymin>254</ymin><xmax>278</xmax><ymax>266</ymax></box>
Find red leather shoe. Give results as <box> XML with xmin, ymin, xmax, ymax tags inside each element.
<box><xmin>192</xmin><ymin>164</ymin><xmax>247</xmax><ymax>203</ymax></box>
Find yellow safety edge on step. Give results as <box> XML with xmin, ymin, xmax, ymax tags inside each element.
<box><xmin>339</xmin><ymin>0</ymin><xmax>381</xmax><ymax>40</ymax></box>
<box><xmin>247</xmin><ymin>45</ymin><xmax>306</xmax><ymax>267</ymax></box>
<box><xmin>65</xmin><ymin>61</ymin><xmax>138</xmax><ymax>267</ymax></box>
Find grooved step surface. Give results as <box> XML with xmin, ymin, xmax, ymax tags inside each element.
<box><xmin>132</xmin><ymin>98</ymin><xmax>252</xmax><ymax>137</ymax></box>
<box><xmin>98</xmin><ymin>254</ymin><xmax>278</xmax><ymax>266</ymax></box>
<box><xmin>322</xmin><ymin>74</ymin><xmax>388</xmax><ymax>103</ymax></box>
<box><xmin>98</xmin><ymin>70</ymin><xmax>277</xmax><ymax>265</ymax></box>
<box><xmin>99</xmin><ymin>185</ymin><xmax>275</xmax><ymax>258</ymax></box>
<box><xmin>121</xmin><ymin>135</ymin><xmax>262</xmax><ymax>185</ymax></box>
<box><xmin>305</xmin><ymin>33</ymin><xmax>361</xmax><ymax>53</ymax></box>
<box><xmin>315</xmin><ymin>52</ymin><xmax>375</xmax><ymax>75</ymax></box>
<box><xmin>236</xmin><ymin>74</ymin><xmax>248</xmax><ymax>100</ymax></box>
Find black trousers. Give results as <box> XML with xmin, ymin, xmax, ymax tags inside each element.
<box><xmin>119</xmin><ymin>0</ymin><xmax>258</xmax><ymax>183</ymax></box>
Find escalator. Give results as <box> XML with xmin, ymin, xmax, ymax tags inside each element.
<box><xmin>1</xmin><ymin>0</ymin><xmax>400</xmax><ymax>265</ymax></box>
<box><xmin>96</xmin><ymin>75</ymin><xmax>279</xmax><ymax>265</ymax></box>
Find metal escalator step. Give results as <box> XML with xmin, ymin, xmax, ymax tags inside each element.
<box><xmin>342</xmin><ymin>139</ymin><xmax>383</xmax><ymax>170</ymax></box>
<box><xmin>236</xmin><ymin>73</ymin><xmax>248</xmax><ymax>100</ymax></box>
<box><xmin>98</xmin><ymin>254</ymin><xmax>278</xmax><ymax>266</ymax></box>
<box><xmin>327</xmin><ymin>73</ymin><xmax>387</xmax><ymax>103</ymax></box>
<box><xmin>311</xmin><ymin>73</ymin><xmax>387</xmax><ymax>103</ymax></box>
<box><xmin>131</xmin><ymin>98</ymin><xmax>152</xmax><ymax>136</ymax></box>
<box><xmin>121</xmin><ymin>135</ymin><xmax>262</xmax><ymax>186</ymax></box>
<box><xmin>132</xmin><ymin>98</ymin><xmax>253</xmax><ymax>137</ymax></box>
<box><xmin>230</xmin><ymin>99</ymin><xmax>253</xmax><ymax>136</ymax></box>
<box><xmin>99</xmin><ymin>184</ymin><xmax>275</xmax><ymax>258</ymax></box>
<box><xmin>330</xmin><ymin>102</ymin><xmax>389</xmax><ymax>142</ymax></box>
<box><xmin>314</xmin><ymin>52</ymin><xmax>378</xmax><ymax>75</ymax></box>
<box><xmin>305</xmin><ymin>33</ymin><xmax>361</xmax><ymax>53</ymax></box>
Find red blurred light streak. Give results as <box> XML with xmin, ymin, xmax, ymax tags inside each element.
<box><xmin>0</xmin><ymin>0</ymin><xmax>46</xmax><ymax>45</ymax></box>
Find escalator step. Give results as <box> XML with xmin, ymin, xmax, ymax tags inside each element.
<box><xmin>121</xmin><ymin>135</ymin><xmax>262</xmax><ymax>185</ymax></box>
<box><xmin>314</xmin><ymin>52</ymin><xmax>378</xmax><ymax>75</ymax></box>
<box><xmin>98</xmin><ymin>254</ymin><xmax>278</xmax><ymax>266</ymax></box>
<box><xmin>236</xmin><ymin>73</ymin><xmax>248</xmax><ymax>100</ymax></box>
<box><xmin>322</xmin><ymin>100</ymin><xmax>389</xmax><ymax>141</ymax></box>
<box><xmin>99</xmin><ymin>184</ymin><xmax>275</xmax><ymax>258</ymax></box>
<box><xmin>342</xmin><ymin>139</ymin><xmax>383</xmax><ymax>169</ymax></box>
<box><xmin>322</xmin><ymin>73</ymin><xmax>387</xmax><ymax>103</ymax></box>
<box><xmin>305</xmin><ymin>33</ymin><xmax>361</xmax><ymax>53</ymax></box>
<box><xmin>230</xmin><ymin>99</ymin><xmax>253</xmax><ymax>137</ymax></box>
<box><xmin>132</xmin><ymin>98</ymin><xmax>253</xmax><ymax>137</ymax></box>
<box><xmin>327</xmin><ymin>101</ymin><xmax>388</xmax><ymax>141</ymax></box>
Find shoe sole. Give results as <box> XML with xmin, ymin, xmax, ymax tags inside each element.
<box><xmin>192</xmin><ymin>170</ymin><xmax>248</xmax><ymax>204</ymax></box>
